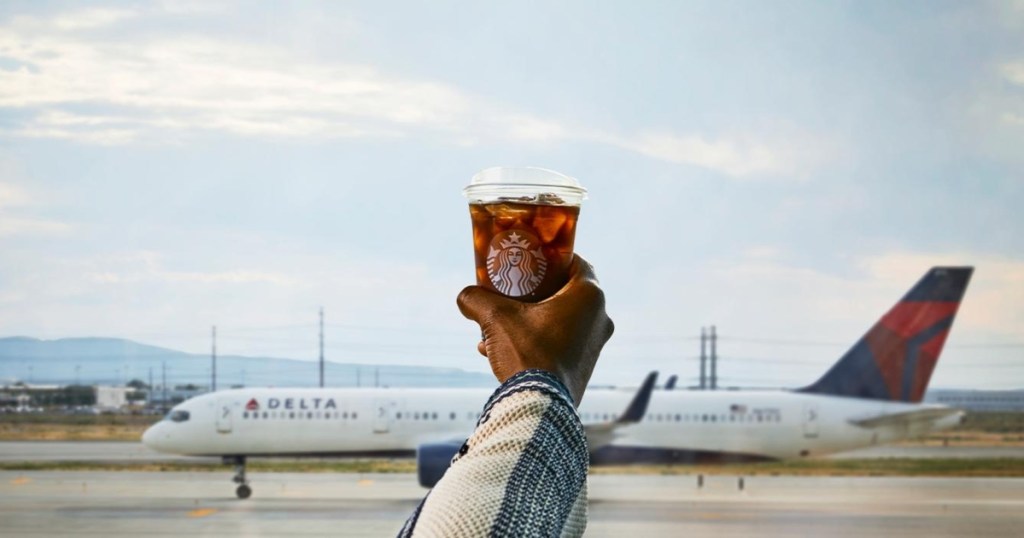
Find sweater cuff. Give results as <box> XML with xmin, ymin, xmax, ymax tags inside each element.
<box><xmin>481</xmin><ymin>369</ymin><xmax>576</xmax><ymax>419</ymax></box>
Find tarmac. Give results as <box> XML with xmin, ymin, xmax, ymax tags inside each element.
<box><xmin>2</xmin><ymin>471</ymin><xmax>1023</xmax><ymax>536</ymax></box>
<box><xmin>2</xmin><ymin>440</ymin><xmax>1023</xmax><ymax>462</ymax></box>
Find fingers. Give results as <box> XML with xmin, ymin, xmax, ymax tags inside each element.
<box><xmin>457</xmin><ymin>285</ymin><xmax>515</xmax><ymax>322</ymax></box>
<box><xmin>570</xmin><ymin>254</ymin><xmax>599</xmax><ymax>284</ymax></box>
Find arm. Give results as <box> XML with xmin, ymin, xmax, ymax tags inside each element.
<box><xmin>399</xmin><ymin>256</ymin><xmax>613</xmax><ymax>537</ymax></box>
<box><xmin>399</xmin><ymin>370</ymin><xmax>587</xmax><ymax>537</ymax></box>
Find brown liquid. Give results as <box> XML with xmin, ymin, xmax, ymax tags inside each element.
<box><xmin>469</xmin><ymin>201</ymin><xmax>580</xmax><ymax>301</ymax></box>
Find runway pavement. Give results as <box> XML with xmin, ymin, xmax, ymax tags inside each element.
<box><xmin>2</xmin><ymin>440</ymin><xmax>1023</xmax><ymax>463</ymax></box>
<box><xmin>2</xmin><ymin>471</ymin><xmax>1022</xmax><ymax>536</ymax></box>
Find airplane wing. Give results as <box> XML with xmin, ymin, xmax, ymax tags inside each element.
<box><xmin>584</xmin><ymin>371</ymin><xmax>657</xmax><ymax>450</ymax></box>
<box><xmin>848</xmin><ymin>406</ymin><xmax>963</xmax><ymax>429</ymax></box>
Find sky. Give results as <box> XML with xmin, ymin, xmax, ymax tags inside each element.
<box><xmin>0</xmin><ymin>0</ymin><xmax>1022</xmax><ymax>389</ymax></box>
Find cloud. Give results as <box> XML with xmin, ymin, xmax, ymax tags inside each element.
<box><xmin>0</xmin><ymin>182</ymin><xmax>33</xmax><ymax>208</ymax></box>
<box><xmin>860</xmin><ymin>251</ymin><xmax>1024</xmax><ymax>339</ymax></box>
<box><xmin>81</xmin><ymin>251</ymin><xmax>298</xmax><ymax>287</ymax></box>
<box><xmin>606</xmin><ymin>132</ymin><xmax>802</xmax><ymax>178</ymax></box>
<box><xmin>52</xmin><ymin>8</ymin><xmax>137</xmax><ymax>30</ymax></box>
<box><xmin>0</xmin><ymin>7</ymin><xmax>833</xmax><ymax>179</ymax></box>
<box><xmin>1001</xmin><ymin>61</ymin><xmax>1024</xmax><ymax>87</ymax></box>
<box><xmin>0</xmin><ymin>216</ymin><xmax>72</xmax><ymax>237</ymax></box>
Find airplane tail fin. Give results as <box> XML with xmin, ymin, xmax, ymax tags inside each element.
<box><xmin>798</xmin><ymin>267</ymin><xmax>973</xmax><ymax>403</ymax></box>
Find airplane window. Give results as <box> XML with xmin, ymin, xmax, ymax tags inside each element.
<box><xmin>675</xmin><ymin>414</ymin><xmax>681</xmax><ymax>422</ymax></box>
<box><xmin>432</xmin><ymin>413</ymin><xmax>438</xmax><ymax>420</ymax></box>
<box><xmin>169</xmin><ymin>410</ymin><xmax>190</xmax><ymax>422</ymax></box>
<box><xmin>414</xmin><ymin>413</ymin><xmax>420</xmax><ymax>420</ymax></box>
<box><xmin>307</xmin><ymin>412</ymin><xmax>313</xmax><ymax>419</ymax></box>
<box><xmin>702</xmin><ymin>414</ymin><xmax>708</xmax><ymax>422</ymax></box>
<box><xmin>352</xmin><ymin>413</ymin><xmax>357</xmax><ymax>419</ymax></box>
<box><xmin>289</xmin><ymin>412</ymin><xmax>295</xmax><ymax>419</ymax></box>
<box><xmin>343</xmin><ymin>412</ymin><xmax>349</xmax><ymax>419</ymax></box>
<box><xmin>450</xmin><ymin>412</ymin><xmax>456</xmax><ymax>420</ymax></box>
<box><xmin>242</xmin><ymin>412</ymin><xmax>248</xmax><ymax>419</ymax></box>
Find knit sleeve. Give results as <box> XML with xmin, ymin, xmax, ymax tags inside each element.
<box><xmin>398</xmin><ymin>370</ymin><xmax>589</xmax><ymax>538</ymax></box>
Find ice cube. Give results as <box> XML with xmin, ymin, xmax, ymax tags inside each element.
<box><xmin>532</xmin><ymin>206</ymin><xmax>568</xmax><ymax>244</ymax></box>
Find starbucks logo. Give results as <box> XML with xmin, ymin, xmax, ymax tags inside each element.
<box><xmin>486</xmin><ymin>231</ymin><xmax>547</xmax><ymax>297</ymax></box>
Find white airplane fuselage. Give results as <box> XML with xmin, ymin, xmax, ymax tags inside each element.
<box><xmin>142</xmin><ymin>386</ymin><xmax>961</xmax><ymax>461</ymax></box>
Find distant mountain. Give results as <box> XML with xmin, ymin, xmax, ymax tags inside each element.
<box><xmin>0</xmin><ymin>336</ymin><xmax>495</xmax><ymax>389</ymax></box>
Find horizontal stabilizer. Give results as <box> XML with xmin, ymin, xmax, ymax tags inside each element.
<box><xmin>848</xmin><ymin>406</ymin><xmax>963</xmax><ymax>429</ymax></box>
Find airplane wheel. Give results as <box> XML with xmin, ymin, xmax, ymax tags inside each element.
<box><xmin>236</xmin><ymin>484</ymin><xmax>252</xmax><ymax>499</ymax></box>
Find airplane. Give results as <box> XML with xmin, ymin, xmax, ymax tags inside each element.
<box><xmin>143</xmin><ymin>266</ymin><xmax>972</xmax><ymax>499</ymax></box>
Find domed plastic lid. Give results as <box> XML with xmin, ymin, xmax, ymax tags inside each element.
<box><xmin>463</xmin><ymin>166</ymin><xmax>587</xmax><ymax>206</ymax></box>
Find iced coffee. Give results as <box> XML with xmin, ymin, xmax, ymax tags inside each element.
<box><xmin>464</xmin><ymin>168</ymin><xmax>586</xmax><ymax>302</ymax></box>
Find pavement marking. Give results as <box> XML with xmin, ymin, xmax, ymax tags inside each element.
<box><xmin>187</xmin><ymin>508</ymin><xmax>217</xmax><ymax>518</ymax></box>
<box><xmin>358</xmin><ymin>479</ymin><xmax>374</xmax><ymax>486</ymax></box>
<box><xmin>11</xmin><ymin>477</ymin><xmax>30</xmax><ymax>486</ymax></box>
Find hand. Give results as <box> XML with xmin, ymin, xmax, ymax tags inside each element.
<box><xmin>456</xmin><ymin>254</ymin><xmax>614</xmax><ymax>405</ymax></box>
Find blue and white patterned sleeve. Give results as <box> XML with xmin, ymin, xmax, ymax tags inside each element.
<box><xmin>398</xmin><ymin>369</ymin><xmax>589</xmax><ymax>538</ymax></box>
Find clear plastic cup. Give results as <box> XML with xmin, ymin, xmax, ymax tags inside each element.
<box><xmin>463</xmin><ymin>167</ymin><xmax>587</xmax><ymax>302</ymax></box>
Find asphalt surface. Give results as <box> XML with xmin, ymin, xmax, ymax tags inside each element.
<box><xmin>2</xmin><ymin>472</ymin><xmax>1022</xmax><ymax>536</ymax></box>
<box><xmin>2</xmin><ymin>441</ymin><xmax>1023</xmax><ymax>463</ymax></box>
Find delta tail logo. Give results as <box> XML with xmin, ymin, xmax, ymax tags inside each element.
<box><xmin>486</xmin><ymin>230</ymin><xmax>548</xmax><ymax>297</ymax></box>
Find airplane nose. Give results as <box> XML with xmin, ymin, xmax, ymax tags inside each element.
<box><xmin>141</xmin><ymin>423</ymin><xmax>163</xmax><ymax>450</ymax></box>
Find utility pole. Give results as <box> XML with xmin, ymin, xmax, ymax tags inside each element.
<box><xmin>710</xmin><ymin>325</ymin><xmax>718</xmax><ymax>390</ymax></box>
<box><xmin>211</xmin><ymin>325</ymin><xmax>217</xmax><ymax>392</ymax></box>
<box><xmin>319</xmin><ymin>307</ymin><xmax>324</xmax><ymax>388</ymax></box>
<box><xmin>161</xmin><ymin>362</ymin><xmax>167</xmax><ymax>408</ymax></box>
<box><xmin>699</xmin><ymin>328</ymin><xmax>707</xmax><ymax>390</ymax></box>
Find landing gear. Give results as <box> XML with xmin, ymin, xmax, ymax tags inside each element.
<box><xmin>236</xmin><ymin>484</ymin><xmax>252</xmax><ymax>499</ymax></box>
<box><xmin>224</xmin><ymin>456</ymin><xmax>251</xmax><ymax>499</ymax></box>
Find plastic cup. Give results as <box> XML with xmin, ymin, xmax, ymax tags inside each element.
<box><xmin>463</xmin><ymin>167</ymin><xmax>587</xmax><ymax>302</ymax></box>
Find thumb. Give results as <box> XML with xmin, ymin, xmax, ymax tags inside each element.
<box><xmin>457</xmin><ymin>285</ymin><xmax>514</xmax><ymax>323</ymax></box>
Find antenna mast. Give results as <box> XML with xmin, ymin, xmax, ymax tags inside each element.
<box><xmin>319</xmin><ymin>307</ymin><xmax>325</xmax><ymax>388</ymax></box>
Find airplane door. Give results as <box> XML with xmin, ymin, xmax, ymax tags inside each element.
<box><xmin>802</xmin><ymin>403</ymin><xmax>819</xmax><ymax>438</ymax></box>
<box><xmin>373</xmin><ymin>399</ymin><xmax>394</xmax><ymax>434</ymax></box>
<box><xmin>216</xmin><ymin>398</ymin><xmax>233</xmax><ymax>434</ymax></box>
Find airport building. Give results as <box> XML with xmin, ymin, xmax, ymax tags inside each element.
<box><xmin>925</xmin><ymin>389</ymin><xmax>1024</xmax><ymax>412</ymax></box>
<box><xmin>0</xmin><ymin>383</ymin><xmax>142</xmax><ymax>412</ymax></box>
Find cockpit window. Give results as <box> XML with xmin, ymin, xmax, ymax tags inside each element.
<box><xmin>168</xmin><ymin>410</ymin><xmax>190</xmax><ymax>422</ymax></box>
